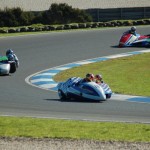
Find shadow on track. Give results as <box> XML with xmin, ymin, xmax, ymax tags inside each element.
<box><xmin>111</xmin><ymin>45</ymin><xmax>120</xmax><ymax>48</ymax></box>
<box><xmin>0</xmin><ymin>74</ymin><xmax>11</xmax><ymax>77</ymax></box>
<box><xmin>111</xmin><ymin>45</ymin><xmax>150</xmax><ymax>48</ymax></box>
<box><xmin>44</xmin><ymin>98</ymin><xmax>104</xmax><ymax>103</ymax></box>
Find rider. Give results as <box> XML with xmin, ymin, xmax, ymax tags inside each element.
<box><xmin>77</xmin><ymin>73</ymin><xmax>95</xmax><ymax>85</ymax></box>
<box><xmin>95</xmin><ymin>74</ymin><xmax>103</xmax><ymax>84</ymax></box>
<box><xmin>124</xmin><ymin>26</ymin><xmax>137</xmax><ymax>36</ymax></box>
<box><xmin>6</xmin><ymin>49</ymin><xmax>19</xmax><ymax>67</ymax></box>
<box><xmin>83</xmin><ymin>73</ymin><xmax>95</xmax><ymax>82</ymax></box>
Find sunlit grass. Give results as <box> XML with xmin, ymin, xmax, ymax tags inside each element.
<box><xmin>0</xmin><ymin>116</ymin><xmax>150</xmax><ymax>142</ymax></box>
<box><xmin>54</xmin><ymin>53</ymin><xmax>150</xmax><ymax>96</ymax></box>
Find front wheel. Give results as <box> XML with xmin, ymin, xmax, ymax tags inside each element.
<box><xmin>58</xmin><ymin>90</ymin><xmax>66</xmax><ymax>100</ymax></box>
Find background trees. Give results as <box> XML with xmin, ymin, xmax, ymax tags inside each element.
<box><xmin>0</xmin><ymin>3</ymin><xmax>92</xmax><ymax>27</ymax></box>
<box><xmin>42</xmin><ymin>3</ymin><xmax>92</xmax><ymax>24</ymax></box>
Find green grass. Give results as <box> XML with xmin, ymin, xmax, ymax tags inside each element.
<box><xmin>0</xmin><ymin>116</ymin><xmax>150</xmax><ymax>142</ymax></box>
<box><xmin>0</xmin><ymin>27</ymin><xmax>116</xmax><ymax>37</ymax></box>
<box><xmin>0</xmin><ymin>28</ymin><xmax>149</xmax><ymax>142</ymax></box>
<box><xmin>54</xmin><ymin>53</ymin><xmax>150</xmax><ymax>97</ymax></box>
<box><xmin>0</xmin><ymin>24</ymin><xmax>150</xmax><ymax>37</ymax></box>
<box><xmin>0</xmin><ymin>31</ymin><xmax>49</xmax><ymax>37</ymax></box>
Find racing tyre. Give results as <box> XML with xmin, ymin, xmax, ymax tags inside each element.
<box><xmin>106</xmin><ymin>94</ymin><xmax>111</xmax><ymax>99</ymax></box>
<box><xmin>58</xmin><ymin>90</ymin><xmax>66</xmax><ymax>100</ymax></box>
<box><xmin>9</xmin><ymin>62</ymin><xmax>16</xmax><ymax>73</ymax></box>
<box><xmin>145</xmin><ymin>44</ymin><xmax>150</xmax><ymax>48</ymax></box>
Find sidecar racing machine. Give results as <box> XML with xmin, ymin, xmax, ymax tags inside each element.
<box><xmin>0</xmin><ymin>56</ymin><xmax>17</xmax><ymax>75</ymax></box>
<box><xmin>57</xmin><ymin>77</ymin><xmax>112</xmax><ymax>102</ymax></box>
<box><xmin>119</xmin><ymin>32</ymin><xmax>150</xmax><ymax>47</ymax></box>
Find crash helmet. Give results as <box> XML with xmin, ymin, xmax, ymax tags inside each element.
<box><xmin>86</xmin><ymin>73</ymin><xmax>95</xmax><ymax>81</ymax></box>
<box><xmin>7</xmin><ymin>54</ymin><xmax>14</xmax><ymax>61</ymax></box>
<box><xmin>131</xmin><ymin>26</ymin><xmax>136</xmax><ymax>32</ymax></box>
<box><xmin>95</xmin><ymin>74</ymin><xmax>102</xmax><ymax>81</ymax></box>
<box><xmin>6</xmin><ymin>49</ymin><xmax>14</xmax><ymax>56</ymax></box>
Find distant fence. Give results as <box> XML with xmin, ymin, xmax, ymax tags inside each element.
<box><xmin>87</xmin><ymin>7</ymin><xmax>150</xmax><ymax>22</ymax></box>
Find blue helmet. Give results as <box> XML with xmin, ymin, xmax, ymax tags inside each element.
<box><xmin>7</xmin><ymin>54</ymin><xmax>14</xmax><ymax>61</ymax></box>
<box><xmin>6</xmin><ymin>49</ymin><xmax>14</xmax><ymax>56</ymax></box>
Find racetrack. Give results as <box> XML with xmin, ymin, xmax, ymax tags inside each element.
<box><xmin>0</xmin><ymin>26</ymin><xmax>150</xmax><ymax>123</ymax></box>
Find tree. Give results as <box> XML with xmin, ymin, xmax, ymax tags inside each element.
<box><xmin>42</xmin><ymin>3</ymin><xmax>92</xmax><ymax>24</ymax></box>
<box><xmin>0</xmin><ymin>3</ymin><xmax>93</xmax><ymax>27</ymax></box>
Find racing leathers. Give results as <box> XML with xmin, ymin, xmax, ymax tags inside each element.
<box><xmin>7</xmin><ymin>53</ymin><xmax>19</xmax><ymax>68</ymax></box>
<box><xmin>124</xmin><ymin>30</ymin><xmax>137</xmax><ymax>36</ymax></box>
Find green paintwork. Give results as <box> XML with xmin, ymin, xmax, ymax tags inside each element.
<box><xmin>0</xmin><ymin>56</ymin><xmax>8</xmax><ymax>62</ymax></box>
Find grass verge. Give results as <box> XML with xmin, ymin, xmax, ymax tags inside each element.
<box><xmin>0</xmin><ymin>116</ymin><xmax>150</xmax><ymax>142</ymax></box>
<box><xmin>1</xmin><ymin>25</ymin><xmax>149</xmax><ymax>37</ymax></box>
<box><xmin>54</xmin><ymin>52</ymin><xmax>150</xmax><ymax>97</ymax></box>
<box><xmin>0</xmin><ymin>30</ymin><xmax>149</xmax><ymax>142</ymax></box>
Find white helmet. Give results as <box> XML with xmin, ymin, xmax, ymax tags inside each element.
<box><xmin>131</xmin><ymin>26</ymin><xmax>136</xmax><ymax>32</ymax></box>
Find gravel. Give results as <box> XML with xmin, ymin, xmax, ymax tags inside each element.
<box><xmin>0</xmin><ymin>137</ymin><xmax>150</xmax><ymax>150</ymax></box>
<box><xmin>1</xmin><ymin>0</ymin><xmax>150</xmax><ymax>10</ymax></box>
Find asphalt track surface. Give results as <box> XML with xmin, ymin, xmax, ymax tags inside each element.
<box><xmin>0</xmin><ymin>26</ymin><xmax>150</xmax><ymax>123</ymax></box>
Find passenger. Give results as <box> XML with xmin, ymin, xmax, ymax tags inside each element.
<box><xmin>6</xmin><ymin>49</ymin><xmax>19</xmax><ymax>67</ymax></box>
<box><xmin>95</xmin><ymin>74</ymin><xmax>103</xmax><ymax>84</ymax></box>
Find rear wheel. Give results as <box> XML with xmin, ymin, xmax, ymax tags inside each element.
<box><xmin>9</xmin><ymin>62</ymin><xmax>16</xmax><ymax>73</ymax></box>
<box><xmin>145</xmin><ymin>43</ymin><xmax>150</xmax><ymax>48</ymax></box>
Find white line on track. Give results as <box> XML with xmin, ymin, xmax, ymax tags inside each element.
<box><xmin>25</xmin><ymin>49</ymin><xmax>150</xmax><ymax>103</ymax></box>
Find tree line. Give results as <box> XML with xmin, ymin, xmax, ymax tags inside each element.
<box><xmin>0</xmin><ymin>3</ymin><xmax>92</xmax><ymax>27</ymax></box>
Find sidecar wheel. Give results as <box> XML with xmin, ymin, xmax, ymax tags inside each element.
<box><xmin>106</xmin><ymin>94</ymin><xmax>111</xmax><ymax>99</ymax></box>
